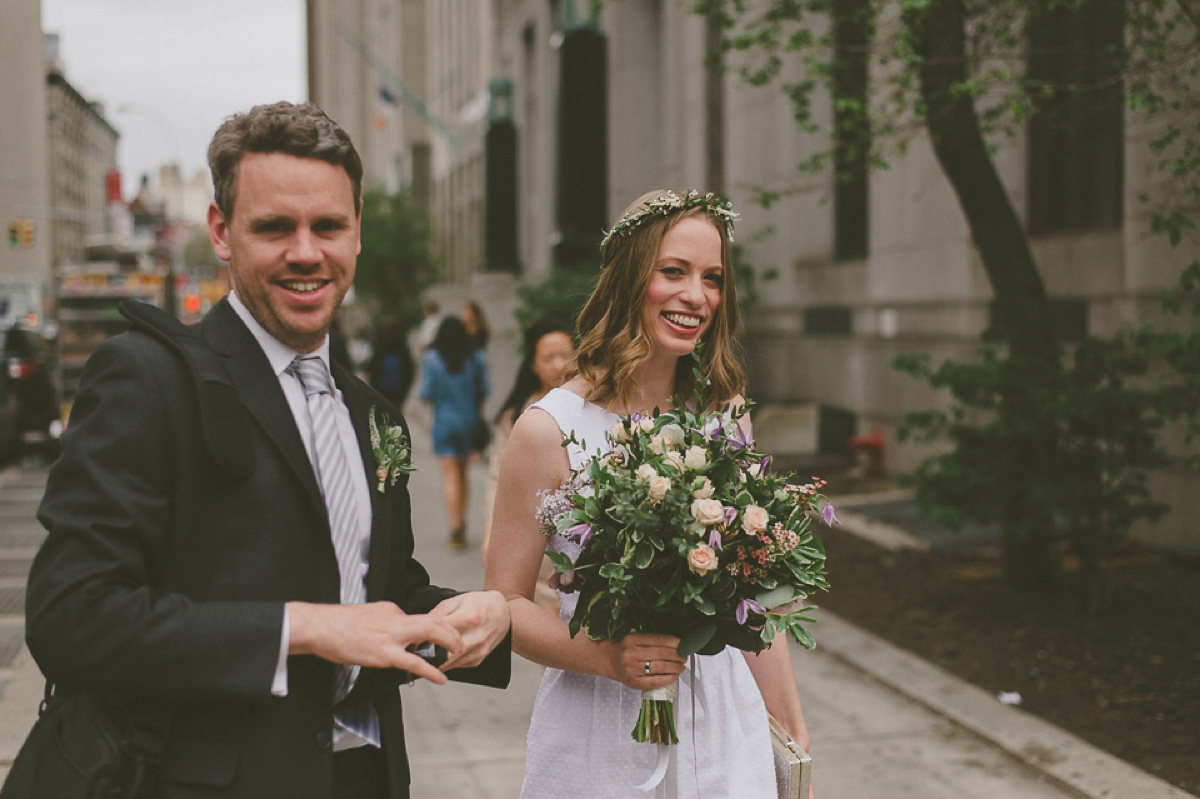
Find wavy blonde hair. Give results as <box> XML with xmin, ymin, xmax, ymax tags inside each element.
<box><xmin>570</xmin><ymin>189</ymin><xmax>746</xmax><ymax>411</ymax></box>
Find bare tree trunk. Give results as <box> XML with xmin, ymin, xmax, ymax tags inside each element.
<box><xmin>907</xmin><ymin>0</ymin><xmax>1063</xmax><ymax>585</ymax></box>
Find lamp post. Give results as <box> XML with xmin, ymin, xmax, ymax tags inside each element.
<box><xmin>116</xmin><ymin>103</ymin><xmax>182</xmax><ymax>318</ymax></box>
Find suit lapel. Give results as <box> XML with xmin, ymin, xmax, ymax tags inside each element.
<box><xmin>200</xmin><ymin>300</ymin><xmax>326</xmax><ymax>519</ymax></box>
<box><xmin>333</xmin><ymin>361</ymin><xmax>394</xmax><ymax>602</ymax></box>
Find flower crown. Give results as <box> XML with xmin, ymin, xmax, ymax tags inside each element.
<box><xmin>600</xmin><ymin>190</ymin><xmax>739</xmax><ymax>259</ymax></box>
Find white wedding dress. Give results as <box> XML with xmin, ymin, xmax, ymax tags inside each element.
<box><xmin>519</xmin><ymin>388</ymin><xmax>777</xmax><ymax>799</ymax></box>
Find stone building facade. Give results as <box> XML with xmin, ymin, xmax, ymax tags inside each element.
<box><xmin>46</xmin><ymin>63</ymin><xmax>120</xmax><ymax>270</ymax></box>
<box><xmin>0</xmin><ymin>0</ymin><xmax>52</xmax><ymax>293</ymax></box>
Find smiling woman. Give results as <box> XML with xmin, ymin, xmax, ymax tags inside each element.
<box><xmin>484</xmin><ymin>189</ymin><xmax>818</xmax><ymax>798</ymax></box>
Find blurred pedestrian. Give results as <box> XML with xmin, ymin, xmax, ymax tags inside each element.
<box><xmin>416</xmin><ymin>301</ymin><xmax>441</xmax><ymax>351</ymax></box>
<box><xmin>368</xmin><ymin>317</ymin><xmax>416</xmax><ymax>409</ymax></box>
<box><xmin>481</xmin><ymin>317</ymin><xmax>575</xmax><ymax>609</ymax></box>
<box><xmin>462</xmin><ymin>300</ymin><xmax>491</xmax><ymax>352</ymax></box>
<box><xmin>420</xmin><ymin>316</ymin><xmax>488</xmax><ymax>550</ymax></box>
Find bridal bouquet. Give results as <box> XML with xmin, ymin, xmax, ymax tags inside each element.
<box><xmin>536</xmin><ymin>366</ymin><xmax>833</xmax><ymax>745</ymax></box>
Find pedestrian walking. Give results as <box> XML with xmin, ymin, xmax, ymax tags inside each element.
<box><xmin>420</xmin><ymin>316</ymin><xmax>487</xmax><ymax>550</ymax></box>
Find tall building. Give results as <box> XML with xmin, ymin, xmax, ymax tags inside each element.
<box><xmin>487</xmin><ymin>0</ymin><xmax>1199</xmax><ymax>548</ymax></box>
<box><xmin>45</xmin><ymin>35</ymin><xmax>120</xmax><ymax>270</ymax></box>
<box><xmin>0</xmin><ymin>0</ymin><xmax>52</xmax><ymax>302</ymax></box>
<box><xmin>307</xmin><ymin>0</ymin><xmax>493</xmax><ymax>284</ymax></box>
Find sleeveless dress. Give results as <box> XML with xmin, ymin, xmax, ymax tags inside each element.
<box><xmin>519</xmin><ymin>388</ymin><xmax>776</xmax><ymax>799</ymax></box>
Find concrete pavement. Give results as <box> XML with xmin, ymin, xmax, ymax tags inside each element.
<box><xmin>0</xmin><ymin>416</ymin><xmax>1191</xmax><ymax>798</ymax></box>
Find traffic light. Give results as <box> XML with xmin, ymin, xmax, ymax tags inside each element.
<box><xmin>7</xmin><ymin>219</ymin><xmax>34</xmax><ymax>249</ymax></box>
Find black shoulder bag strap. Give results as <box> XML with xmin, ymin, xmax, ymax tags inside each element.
<box><xmin>118</xmin><ymin>300</ymin><xmax>255</xmax><ymax>478</ymax></box>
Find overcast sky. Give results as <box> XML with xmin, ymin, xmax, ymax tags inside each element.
<box><xmin>42</xmin><ymin>0</ymin><xmax>306</xmax><ymax>201</ymax></box>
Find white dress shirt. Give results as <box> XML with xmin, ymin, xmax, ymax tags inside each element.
<box><xmin>227</xmin><ymin>292</ymin><xmax>377</xmax><ymax>748</ymax></box>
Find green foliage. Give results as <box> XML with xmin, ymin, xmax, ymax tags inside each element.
<box><xmin>895</xmin><ymin>339</ymin><xmax>1176</xmax><ymax>576</ymax></box>
<box><xmin>354</xmin><ymin>189</ymin><xmax>439</xmax><ymax>331</ymax></box>
<box><xmin>513</xmin><ymin>265</ymin><xmax>600</xmax><ymax>332</ymax></box>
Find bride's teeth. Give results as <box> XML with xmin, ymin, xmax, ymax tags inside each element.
<box><xmin>665</xmin><ymin>313</ymin><xmax>700</xmax><ymax>328</ymax></box>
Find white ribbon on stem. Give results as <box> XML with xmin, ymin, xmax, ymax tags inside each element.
<box><xmin>635</xmin><ymin>682</ymin><xmax>678</xmax><ymax>794</ymax></box>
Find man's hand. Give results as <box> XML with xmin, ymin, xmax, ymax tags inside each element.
<box><xmin>427</xmin><ymin>590</ymin><xmax>511</xmax><ymax>672</ymax></box>
<box><xmin>287</xmin><ymin>601</ymin><xmax>463</xmax><ymax>684</ymax></box>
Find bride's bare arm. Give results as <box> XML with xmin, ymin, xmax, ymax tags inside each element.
<box><xmin>483</xmin><ymin>409</ymin><xmax>684</xmax><ymax>688</ymax></box>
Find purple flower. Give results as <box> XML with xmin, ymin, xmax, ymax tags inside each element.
<box><xmin>722</xmin><ymin>506</ymin><xmax>739</xmax><ymax>527</ymax></box>
<box><xmin>708</xmin><ymin>527</ymin><xmax>724</xmax><ymax>551</ymax></box>
<box><xmin>736</xmin><ymin>598</ymin><xmax>766</xmax><ymax>625</ymax></box>
<box><xmin>820</xmin><ymin>502</ymin><xmax>840</xmax><ymax>526</ymax></box>
<box><xmin>725</xmin><ymin>424</ymin><xmax>754</xmax><ymax>453</ymax></box>
<box><xmin>568</xmin><ymin>523</ymin><xmax>594</xmax><ymax>547</ymax></box>
<box><xmin>759</xmin><ymin>455</ymin><xmax>772</xmax><ymax>474</ymax></box>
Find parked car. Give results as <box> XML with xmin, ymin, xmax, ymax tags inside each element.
<box><xmin>1</xmin><ymin>325</ymin><xmax>59</xmax><ymax>455</ymax></box>
<box><xmin>0</xmin><ymin>376</ymin><xmax>18</xmax><ymax>463</ymax></box>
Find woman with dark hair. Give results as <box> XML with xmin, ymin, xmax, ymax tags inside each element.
<box><xmin>485</xmin><ymin>190</ymin><xmax>815</xmax><ymax>797</ymax></box>
<box><xmin>420</xmin><ymin>315</ymin><xmax>487</xmax><ymax>549</ymax></box>
<box><xmin>462</xmin><ymin>300</ymin><xmax>491</xmax><ymax>352</ymax></box>
<box><xmin>481</xmin><ymin>316</ymin><xmax>575</xmax><ymax>579</ymax></box>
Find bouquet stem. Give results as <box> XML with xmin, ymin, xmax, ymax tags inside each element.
<box><xmin>632</xmin><ymin>683</ymin><xmax>679</xmax><ymax>745</ymax></box>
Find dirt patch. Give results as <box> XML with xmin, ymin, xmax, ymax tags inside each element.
<box><xmin>815</xmin><ymin>522</ymin><xmax>1200</xmax><ymax>795</ymax></box>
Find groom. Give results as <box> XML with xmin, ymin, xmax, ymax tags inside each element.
<box><xmin>25</xmin><ymin>102</ymin><xmax>510</xmax><ymax>799</ymax></box>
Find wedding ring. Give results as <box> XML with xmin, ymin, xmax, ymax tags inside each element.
<box><xmin>644</xmin><ymin>661</ymin><xmax>651</xmax><ymax>675</ymax></box>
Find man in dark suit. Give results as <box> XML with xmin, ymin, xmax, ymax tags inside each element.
<box><xmin>25</xmin><ymin>102</ymin><xmax>511</xmax><ymax>799</ymax></box>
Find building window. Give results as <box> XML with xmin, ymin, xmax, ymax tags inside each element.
<box><xmin>832</xmin><ymin>0</ymin><xmax>870</xmax><ymax>261</ymax></box>
<box><xmin>1027</xmin><ymin>0</ymin><xmax>1124</xmax><ymax>236</ymax></box>
<box><xmin>804</xmin><ymin>306</ymin><xmax>854</xmax><ymax>337</ymax></box>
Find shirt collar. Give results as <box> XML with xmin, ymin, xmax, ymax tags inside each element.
<box><xmin>227</xmin><ymin>290</ymin><xmax>332</xmax><ymax>379</ymax></box>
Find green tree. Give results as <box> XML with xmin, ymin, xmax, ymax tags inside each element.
<box><xmin>354</xmin><ymin>189</ymin><xmax>440</xmax><ymax>331</ymax></box>
<box><xmin>701</xmin><ymin>0</ymin><xmax>1200</xmax><ymax>587</ymax></box>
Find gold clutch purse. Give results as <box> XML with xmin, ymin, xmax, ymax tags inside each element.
<box><xmin>769</xmin><ymin>715</ymin><xmax>812</xmax><ymax>799</ymax></box>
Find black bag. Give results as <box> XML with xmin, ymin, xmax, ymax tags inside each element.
<box><xmin>469</xmin><ymin>351</ymin><xmax>491</xmax><ymax>452</ymax></box>
<box><xmin>0</xmin><ymin>684</ymin><xmax>170</xmax><ymax>799</ymax></box>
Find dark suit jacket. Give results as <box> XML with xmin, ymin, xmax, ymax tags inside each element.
<box><xmin>26</xmin><ymin>298</ymin><xmax>509</xmax><ymax>798</ymax></box>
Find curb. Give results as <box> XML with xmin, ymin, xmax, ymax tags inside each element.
<box><xmin>815</xmin><ymin>506</ymin><xmax>1193</xmax><ymax>799</ymax></box>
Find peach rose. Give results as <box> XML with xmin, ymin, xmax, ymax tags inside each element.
<box><xmin>691</xmin><ymin>498</ymin><xmax>726</xmax><ymax>526</ymax></box>
<box><xmin>684</xmin><ymin>446</ymin><xmax>708</xmax><ymax>471</ymax></box>
<box><xmin>741</xmin><ymin>505</ymin><xmax>770</xmax><ymax>534</ymax></box>
<box><xmin>648</xmin><ymin>475</ymin><xmax>672</xmax><ymax>504</ymax></box>
<box><xmin>687</xmin><ymin>543</ymin><xmax>718</xmax><ymax>576</ymax></box>
<box><xmin>660</xmin><ymin>424</ymin><xmax>686</xmax><ymax>448</ymax></box>
<box><xmin>692</xmin><ymin>476</ymin><xmax>715</xmax><ymax>499</ymax></box>
<box><xmin>608</xmin><ymin>422</ymin><xmax>630</xmax><ymax>443</ymax></box>
<box><xmin>663</xmin><ymin>450</ymin><xmax>685</xmax><ymax>471</ymax></box>
<box><xmin>636</xmin><ymin>463</ymin><xmax>657</xmax><ymax>482</ymax></box>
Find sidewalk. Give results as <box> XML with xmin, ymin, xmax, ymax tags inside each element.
<box><xmin>0</xmin><ymin>421</ymin><xmax>1190</xmax><ymax>797</ymax></box>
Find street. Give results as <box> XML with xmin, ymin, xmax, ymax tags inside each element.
<box><xmin>0</xmin><ymin>417</ymin><xmax>1188</xmax><ymax>798</ymax></box>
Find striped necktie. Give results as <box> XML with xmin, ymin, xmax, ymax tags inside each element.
<box><xmin>289</xmin><ymin>355</ymin><xmax>378</xmax><ymax>745</ymax></box>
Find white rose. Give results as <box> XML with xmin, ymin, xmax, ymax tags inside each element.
<box><xmin>608</xmin><ymin>422</ymin><xmax>630</xmax><ymax>443</ymax></box>
<box><xmin>741</xmin><ymin>505</ymin><xmax>770</xmax><ymax>534</ymax></box>
<box><xmin>660</xmin><ymin>424</ymin><xmax>686</xmax><ymax>449</ymax></box>
<box><xmin>648</xmin><ymin>475</ymin><xmax>671</xmax><ymax>504</ymax></box>
<box><xmin>636</xmin><ymin>463</ymin><xmax>657</xmax><ymax>482</ymax></box>
<box><xmin>688</xmin><ymin>521</ymin><xmax>708</xmax><ymax>538</ymax></box>
<box><xmin>747</xmin><ymin>461</ymin><xmax>765</xmax><ymax>478</ymax></box>
<box><xmin>692</xmin><ymin>477</ymin><xmax>715</xmax><ymax>499</ymax></box>
<box><xmin>687</xmin><ymin>544</ymin><xmax>718</xmax><ymax>576</ymax></box>
<box><xmin>636</xmin><ymin>417</ymin><xmax>656</xmax><ymax>435</ymax></box>
<box><xmin>684</xmin><ymin>446</ymin><xmax>708</xmax><ymax>471</ymax></box>
<box><xmin>649</xmin><ymin>435</ymin><xmax>666</xmax><ymax>455</ymax></box>
<box><xmin>691</xmin><ymin>498</ymin><xmax>726</xmax><ymax>526</ymax></box>
<box><xmin>663</xmin><ymin>451</ymin><xmax>685</xmax><ymax>472</ymax></box>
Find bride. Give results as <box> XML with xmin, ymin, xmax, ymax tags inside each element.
<box><xmin>485</xmin><ymin>189</ymin><xmax>815</xmax><ymax>798</ymax></box>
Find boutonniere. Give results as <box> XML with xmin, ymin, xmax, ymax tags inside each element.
<box><xmin>369</xmin><ymin>405</ymin><xmax>416</xmax><ymax>492</ymax></box>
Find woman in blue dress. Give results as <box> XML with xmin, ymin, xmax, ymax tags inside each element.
<box><xmin>420</xmin><ymin>315</ymin><xmax>487</xmax><ymax>549</ymax></box>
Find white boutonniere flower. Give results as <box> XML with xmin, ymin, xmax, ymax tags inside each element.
<box><xmin>369</xmin><ymin>405</ymin><xmax>416</xmax><ymax>492</ymax></box>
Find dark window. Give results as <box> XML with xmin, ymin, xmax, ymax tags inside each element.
<box><xmin>832</xmin><ymin>0</ymin><xmax>871</xmax><ymax>261</ymax></box>
<box><xmin>1027</xmin><ymin>0</ymin><xmax>1124</xmax><ymax>235</ymax></box>
<box><xmin>804</xmin><ymin>306</ymin><xmax>853</xmax><ymax>337</ymax></box>
<box><xmin>988</xmin><ymin>298</ymin><xmax>1088</xmax><ymax>342</ymax></box>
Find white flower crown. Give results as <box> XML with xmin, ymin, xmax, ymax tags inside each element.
<box><xmin>600</xmin><ymin>190</ymin><xmax>740</xmax><ymax>259</ymax></box>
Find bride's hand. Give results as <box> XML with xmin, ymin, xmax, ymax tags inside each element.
<box><xmin>607</xmin><ymin>633</ymin><xmax>685</xmax><ymax>690</ymax></box>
